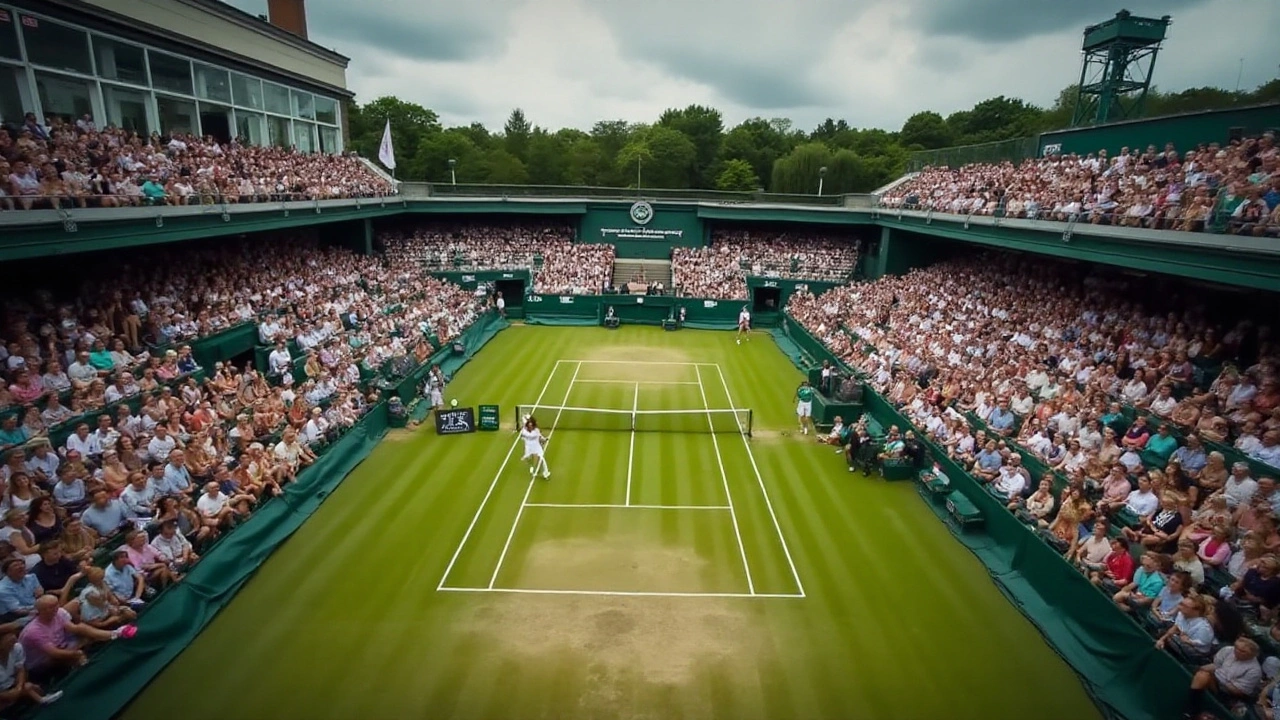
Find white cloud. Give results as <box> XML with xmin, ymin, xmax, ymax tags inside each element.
<box><xmin>225</xmin><ymin>0</ymin><xmax>1280</xmax><ymax>134</ymax></box>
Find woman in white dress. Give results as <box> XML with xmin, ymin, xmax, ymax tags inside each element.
<box><xmin>520</xmin><ymin>416</ymin><xmax>550</xmax><ymax>479</ymax></box>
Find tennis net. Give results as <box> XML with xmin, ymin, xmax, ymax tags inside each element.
<box><xmin>515</xmin><ymin>404</ymin><xmax>752</xmax><ymax>435</ymax></box>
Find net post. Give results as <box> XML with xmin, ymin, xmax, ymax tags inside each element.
<box><xmin>747</xmin><ymin>409</ymin><xmax>753</xmax><ymax>437</ymax></box>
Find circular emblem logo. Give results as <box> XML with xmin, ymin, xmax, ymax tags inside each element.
<box><xmin>629</xmin><ymin>201</ymin><xmax>654</xmax><ymax>225</ymax></box>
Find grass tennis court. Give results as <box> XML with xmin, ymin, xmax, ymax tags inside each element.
<box><xmin>122</xmin><ymin>326</ymin><xmax>1100</xmax><ymax>720</ymax></box>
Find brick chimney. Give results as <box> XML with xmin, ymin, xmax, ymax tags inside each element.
<box><xmin>267</xmin><ymin>0</ymin><xmax>308</xmax><ymax>39</ymax></box>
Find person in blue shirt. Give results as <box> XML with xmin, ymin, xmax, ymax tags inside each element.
<box><xmin>972</xmin><ymin>440</ymin><xmax>1004</xmax><ymax>483</ymax></box>
<box><xmin>104</xmin><ymin>549</ymin><xmax>145</xmax><ymax>605</ymax></box>
<box><xmin>988</xmin><ymin>400</ymin><xmax>1016</xmax><ymax>436</ymax></box>
<box><xmin>1114</xmin><ymin>551</ymin><xmax>1167</xmax><ymax>612</ymax></box>
<box><xmin>0</xmin><ymin>417</ymin><xmax>28</xmax><ymax>451</ymax></box>
<box><xmin>0</xmin><ymin>560</ymin><xmax>41</xmax><ymax>625</ymax></box>
<box><xmin>79</xmin><ymin>490</ymin><xmax>130</xmax><ymax>538</ymax></box>
<box><xmin>1169</xmin><ymin>435</ymin><xmax>1208</xmax><ymax>479</ymax></box>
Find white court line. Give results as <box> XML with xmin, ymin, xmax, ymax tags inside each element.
<box><xmin>437</xmin><ymin>360</ymin><xmax>563</xmax><ymax>590</ymax></box>
<box><xmin>438</xmin><ymin>586</ymin><xmax>804</xmax><ymax>599</ymax></box>
<box><xmin>626</xmin><ymin>382</ymin><xmax>637</xmax><ymax>506</ymax></box>
<box><xmin>562</xmin><ymin>360</ymin><xmax>706</xmax><ymax>366</ymax></box>
<box><xmin>695</xmin><ymin>365</ymin><xmax>755</xmax><ymax>596</ymax></box>
<box><xmin>712</xmin><ymin>363</ymin><xmax>807</xmax><ymax>598</ymax></box>
<box><xmin>574</xmin><ymin>379</ymin><xmax>701</xmax><ymax>385</ymax></box>
<box><xmin>486</xmin><ymin>361</ymin><xmax>581</xmax><ymax>589</ymax></box>
<box><xmin>525</xmin><ymin>503</ymin><xmax>731</xmax><ymax>510</ymax></box>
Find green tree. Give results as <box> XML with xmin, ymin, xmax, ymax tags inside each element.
<box><xmin>348</xmin><ymin>96</ymin><xmax>441</xmax><ymax>174</ymax></box>
<box><xmin>525</xmin><ymin>129</ymin><xmax>569</xmax><ymax>185</ymax></box>
<box><xmin>482</xmin><ymin>149</ymin><xmax>530</xmax><ymax>184</ymax></box>
<box><xmin>899</xmin><ymin>111</ymin><xmax>953</xmax><ymax>150</ymax></box>
<box><xmin>657</xmin><ymin>105</ymin><xmax>724</xmax><ymax>187</ymax></box>
<box><xmin>414</xmin><ymin>129</ymin><xmax>481</xmax><ymax>184</ymax></box>
<box><xmin>616</xmin><ymin>125</ymin><xmax>697</xmax><ymax>189</ymax></box>
<box><xmin>715</xmin><ymin>159</ymin><xmax>760</xmax><ymax>191</ymax></box>
<box><xmin>770</xmin><ymin>142</ymin><xmax>833</xmax><ymax>195</ymax></box>
<box><xmin>503</xmin><ymin>108</ymin><xmax>532</xmax><ymax>162</ymax></box>
<box><xmin>718</xmin><ymin>117</ymin><xmax>793</xmax><ymax>192</ymax></box>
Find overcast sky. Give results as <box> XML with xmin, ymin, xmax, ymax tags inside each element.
<box><xmin>224</xmin><ymin>0</ymin><xmax>1279</xmax><ymax>133</ymax></box>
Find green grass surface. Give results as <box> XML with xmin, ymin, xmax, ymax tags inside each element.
<box><xmin>123</xmin><ymin>326</ymin><xmax>1100</xmax><ymax>720</ymax></box>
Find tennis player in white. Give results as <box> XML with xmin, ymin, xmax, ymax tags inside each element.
<box><xmin>520</xmin><ymin>415</ymin><xmax>551</xmax><ymax>479</ymax></box>
<box><xmin>736</xmin><ymin>306</ymin><xmax>751</xmax><ymax>345</ymax></box>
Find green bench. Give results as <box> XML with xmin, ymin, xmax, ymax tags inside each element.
<box><xmin>945</xmin><ymin>492</ymin><xmax>985</xmax><ymax>531</ymax></box>
<box><xmin>882</xmin><ymin>457</ymin><xmax>915</xmax><ymax>481</ymax></box>
<box><xmin>916</xmin><ymin>469</ymin><xmax>953</xmax><ymax>504</ymax></box>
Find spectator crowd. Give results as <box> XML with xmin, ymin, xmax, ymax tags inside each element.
<box><xmin>1</xmin><ymin>113</ymin><xmax>395</xmax><ymax>210</ymax></box>
<box><xmin>0</xmin><ymin>230</ymin><xmax>483</xmax><ymax>708</ymax></box>
<box><xmin>880</xmin><ymin>133</ymin><xmax>1280</xmax><ymax>236</ymax></box>
<box><xmin>671</xmin><ymin>229</ymin><xmax>861</xmax><ymax>300</ymax></box>
<box><xmin>789</xmin><ymin>252</ymin><xmax>1280</xmax><ymax>717</ymax></box>
<box><xmin>380</xmin><ymin>221</ymin><xmax>614</xmax><ymax>295</ymax></box>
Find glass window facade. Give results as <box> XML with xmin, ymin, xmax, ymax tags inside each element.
<box><xmin>0</xmin><ymin>9</ymin><xmax>20</xmax><ymax>61</ymax></box>
<box><xmin>22</xmin><ymin>16</ymin><xmax>91</xmax><ymax>75</ymax></box>
<box><xmin>93</xmin><ymin>36</ymin><xmax>147</xmax><ymax>85</ymax></box>
<box><xmin>0</xmin><ymin>5</ymin><xmax>343</xmax><ymax>152</ymax></box>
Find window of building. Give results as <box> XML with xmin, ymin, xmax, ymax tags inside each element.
<box><xmin>314</xmin><ymin>95</ymin><xmax>337</xmax><ymax>125</ymax></box>
<box><xmin>291</xmin><ymin>89</ymin><xmax>314</xmax><ymax>120</ymax></box>
<box><xmin>35</xmin><ymin>72</ymin><xmax>94</xmax><ymax>124</ymax></box>
<box><xmin>93</xmin><ymin>36</ymin><xmax>147</xmax><ymax>85</ymax></box>
<box><xmin>231</xmin><ymin>73</ymin><xmax>262</xmax><ymax>110</ymax></box>
<box><xmin>148</xmin><ymin>51</ymin><xmax>192</xmax><ymax>96</ymax></box>
<box><xmin>263</xmin><ymin>81</ymin><xmax>289</xmax><ymax>115</ymax></box>
<box><xmin>0</xmin><ymin>9</ymin><xmax>21</xmax><ymax>61</ymax></box>
<box><xmin>103</xmin><ymin>84</ymin><xmax>150</xmax><ymax>135</ymax></box>
<box><xmin>293</xmin><ymin>120</ymin><xmax>315</xmax><ymax>153</ymax></box>
<box><xmin>235</xmin><ymin>110</ymin><xmax>265</xmax><ymax>146</ymax></box>
<box><xmin>318</xmin><ymin>125</ymin><xmax>339</xmax><ymax>154</ymax></box>
<box><xmin>194</xmin><ymin>63</ymin><xmax>231</xmax><ymax>104</ymax></box>
<box><xmin>197</xmin><ymin>101</ymin><xmax>231</xmax><ymax>143</ymax></box>
<box><xmin>266</xmin><ymin>113</ymin><xmax>290</xmax><ymax>147</ymax></box>
<box><xmin>22</xmin><ymin>16</ymin><xmax>92</xmax><ymax>75</ymax></box>
<box><xmin>0</xmin><ymin>65</ymin><xmax>25</xmax><ymax>124</ymax></box>
<box><xmin>156</xmin><ymin>94</ymin><xmax>197</xmax><ymax>135</ymax></box>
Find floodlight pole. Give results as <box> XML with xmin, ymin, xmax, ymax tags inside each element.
<box><xmin>818</xmin><ymin>166</ymin><xmax>827</xmax><ymax>196</ymax></box>
<box><xmin>448</xmin><ymin>158</ymin><xmax>457</xmax><ymax>186</ymax></box>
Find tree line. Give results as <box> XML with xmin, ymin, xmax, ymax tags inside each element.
<box><xmin>346</xmin><ymin>79</ymin><xmax>1280</xmax><ymax>195</ymax></box>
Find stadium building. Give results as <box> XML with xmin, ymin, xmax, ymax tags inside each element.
<box><xmin>0</xmin><ymin>0</ymin><xmax>348</xmax><ymax>150</ymax></box>
<box><xmin>1</xmin><ymin>5</ymin><xmax>1280</xmax><ymax>720</ymax></box>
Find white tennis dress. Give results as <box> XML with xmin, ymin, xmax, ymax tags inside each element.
<box><xmin>520</xmin><ymin>427</ymin><xmax>545</xmax><ymax>459</ymax></box>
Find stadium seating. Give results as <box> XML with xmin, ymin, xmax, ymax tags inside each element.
<box><xmin>0</xmin><ymin>117</ymin><xmax>394</xmax><ymax>210</ymax></box>
<box><xmin>787</xmin><ymin>250</ymin><xmax>1280</xmax><ymax>715</ymax></box>
<box><xmin>880</xmin><ymin>132</ymin><xmax>1280</xmax><ymax>236</ymax></box>
<box><xmin>671</xmin><ymin>229</ymin><xmax>861</xmax><ymax>300</ymax></box>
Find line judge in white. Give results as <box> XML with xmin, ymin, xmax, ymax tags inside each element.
<box><xmin>519</xmin><ymin>415</ymin><xmax>551</xmax><ymax>479</ymax></box>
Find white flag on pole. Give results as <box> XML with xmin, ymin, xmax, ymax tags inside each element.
<box><xmin>377</xmin><ymin>119</ymin><xmax>396</xmax><ymax>171</ymax></box>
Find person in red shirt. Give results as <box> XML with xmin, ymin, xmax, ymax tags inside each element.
<box><xmin>1089</xmin><ymin>536</ymin><xmax>1136</xmax><ymax>591</ymax></box>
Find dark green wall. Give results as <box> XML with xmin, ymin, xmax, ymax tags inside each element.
<box><xmin>1040</xmin><ymin>103</ymin><xmax>1280</xmax><ymax>157</ymax></box>
<box><xmin>577</xmin><ymin>203</ymin><xmax>706</xmax><ymax>259</ymax></box>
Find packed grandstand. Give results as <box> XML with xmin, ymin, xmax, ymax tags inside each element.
<box><xmin>1</xmin><ymin>110</ymin><xmax>1279</xmax><ymax>718</ymax></box>
<box><xmin>0</xmin><ymin>114</ymin><xmax>395</xmax><ymax>209</ymax></box>
<box><xmin>879</xmin><ymin>133</ymin><xmax>1280</xmax><ymax>236</ymax></box>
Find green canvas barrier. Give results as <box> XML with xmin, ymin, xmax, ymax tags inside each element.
<box><xmin>428</xmin><ymin>269</ymin><xmax>533</xmax><ymax>291</ymax></box>
<box><xmin>524</xmin><ymin>294</ymin><xmax>759</xmax><ymax>330</ymax></box>
<box><xmin>774</xmin><ymin>314</ymin><xmax>1226</xmax><ymax>720</ymax></box>
<box><xmin>39</xmin><ymin>403</ymin><xmax>390</xmax><ymax>720</ymax></box>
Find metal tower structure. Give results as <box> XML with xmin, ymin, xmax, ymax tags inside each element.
<box><xmin>1071</xmin><ymin>10</ymin><xmax>1171</xmax><ymax>127</ymax></box>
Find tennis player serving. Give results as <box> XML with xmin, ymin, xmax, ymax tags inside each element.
<box><xmin>736</xmin><ymin>305</ymin><xmax>751</xmax><ymax>345</ymax></box>
<box><xmin>520</xmin><ymin>415</ymin><xmax>551</xmax><ymax>479</ymax></box>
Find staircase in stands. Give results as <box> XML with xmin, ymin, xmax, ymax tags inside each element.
<box><xmin>612</xmin><ymin>258</ymin><xmax>672</xmax><ymax>291</ymax></box>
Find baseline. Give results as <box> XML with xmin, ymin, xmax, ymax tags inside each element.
<box><xmin>524</xmin><ymin>503</ymin><xmax>730</xmax><ymax>510</ymax></box>
<box><xmin>436</xmin><ymin>360</ymin><xmax>563</xmax><ymax>590</ymax></box>
<box><xmin>438</xmin><ymin>587</ymin><xmax>804</xmax><ymax>599</ymax></box>
<box><xmin>574</xmin><ymin>379</ymin><xmax>701</xmax><ymax>386</ymax></box>
<box><xmin>711</xmin><ymin>363</ymin><xmax>807</xmax><ymax>597</ymax></box>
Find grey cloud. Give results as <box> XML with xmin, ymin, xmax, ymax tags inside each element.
<box><xmin>917</xmin><ymin>0</ymin><xmax>1209</xmax><ymax>43</ymax></box>
<box><xmin>593</xmin><ymin>1</ymin><xmax>860</xmax><ymax>109</ymax></box>
<box><xmin>222</xmin><ymin>0</ymin><xmax>517</xmax><ymax>62</ymax></box>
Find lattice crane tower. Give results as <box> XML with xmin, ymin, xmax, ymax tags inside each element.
<box><xmin>1071</xmin><ymin>10</ymin><xmax>1171</xmax><ymax>127</ymax></box>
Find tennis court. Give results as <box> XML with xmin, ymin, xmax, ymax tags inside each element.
<box><xmin>438</xmin><ymin>358</ymin><xmax>804</xmax><ymax>598</ymax></box>
<box><xmin>122</xmin><ymin>326</ymin><xmax>1100</xmax><ymax>720</ymax></box>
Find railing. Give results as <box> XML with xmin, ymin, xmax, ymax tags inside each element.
<box><xmin>0</xmin><ymin>193</ymin><xmax>407</xmax><ymax>230</ymax></box>
<box><xmin>906</xmin><ymin>136</ymin><xmax>1041</xmax><ymax>172</ymax></box>
<box><xmin>401</xmin><ymin>181</ymin><xmax>865</xmax><ymax>207</ymax></box>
